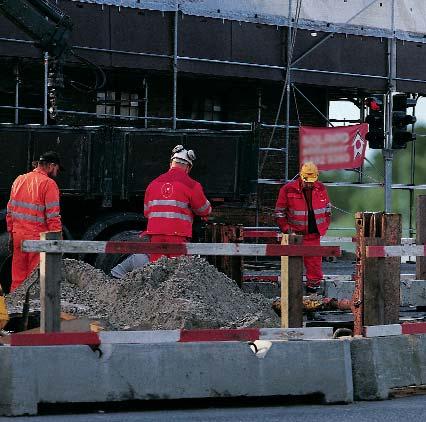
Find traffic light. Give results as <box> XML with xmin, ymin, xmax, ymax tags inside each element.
<box><xmin>365</xmin><ymin>96</ymin><xmax>385</xmax><ymax>149</ymax></box>
<box><xmin>392</xmin><ymin>94</ymin><xmax>416</xmax><ymax>149</ymax></box>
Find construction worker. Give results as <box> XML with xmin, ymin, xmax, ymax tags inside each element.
<box><xmin>6</xmin><ymin>151</ymin><xmax>63</xmax><ymax>291</ymax></box>
<box><xmin>144</xmin><ymin>144</ymin><xmax>212</xmax><ymax>262</ymax></box>
<box><xmin>275</xmin><ymin>162</ymin><xmax>331</xmax><ymax>293</ymax></box>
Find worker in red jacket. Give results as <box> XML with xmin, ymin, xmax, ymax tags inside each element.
<box><xmin>144</xmin><ymin>145</ymin><xmax>212</xmax><ymax>262</ymax></box>
<box><xmin>7</xmin><ymin>151</ymin><xmax>63</xmax><ymax>291</ymax></box>
<box><xmin>275</xmin><ymin>162</ymin><xmax>331</xmax><ymax>293</ymax></box>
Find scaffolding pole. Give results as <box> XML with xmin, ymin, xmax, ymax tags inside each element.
<box><xmin>383</xmin><ymin>0</ymin><xmax>396</xmax><ymax>212</ymax></box>
<box><xmin>284</xmin><ymin>0</ymin><xmax>292</xmax><ymax>182</ymax></box>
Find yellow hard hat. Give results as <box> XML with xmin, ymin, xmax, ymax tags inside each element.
<box><xmin>300</xmin><ymin>162</ymin><xmax>319</xmax><ymax>182</ymax></box>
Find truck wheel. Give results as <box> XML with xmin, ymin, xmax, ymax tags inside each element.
<box><xmin>94</xmin><ymin>230</ymin><xmax>143</xmax><ymax>275</ymax></box>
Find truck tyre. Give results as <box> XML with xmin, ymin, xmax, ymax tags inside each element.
<box><xmin>94</xmin><ymin>230</ymin><xmax>143</xmax><ymax>274</ymax></box>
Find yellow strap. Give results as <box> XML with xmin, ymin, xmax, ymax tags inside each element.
<box><xmin>0</xmin><ymin>295</ymin><xmax>9</xmax><ymax>330</ymax></box>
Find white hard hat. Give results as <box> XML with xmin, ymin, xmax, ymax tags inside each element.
<box><xmin>171</xmin><ymin>145</ymin><xmax>196</xmax><ymax>166</ymax></box>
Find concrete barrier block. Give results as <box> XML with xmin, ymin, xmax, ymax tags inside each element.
<box><xmin>0</xmin><ymin>339</ymin><xmax>353</xmax><ymax>415</ymax></box>
<box><xmin>400</xmin><ymin>279</ymin><xmax>426</xmax><ymax>307</ymax></box>
<box><xmin>351</xmin><ymin>334</ymin><xmax>426</xmax><ymax>400</ymax></box>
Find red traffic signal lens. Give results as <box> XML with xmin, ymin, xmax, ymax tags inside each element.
<box><xmin>366</xmin><ymin>98</ymin><xmax>381</xmax><ymax>111</ymax></box>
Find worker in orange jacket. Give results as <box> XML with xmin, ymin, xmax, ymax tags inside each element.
<box><xmin>275</xmin><ymin>162</ymin><xmax>331</xmax><ymax>293</ymax></box>
<box><xmin>144</xmin><ymin>145</ymin><xmax>212</xmax><ymax>262</ymax></box>
<box><xmin>6</xmin><ymin>151</ymin><xmax>63</xmax><ymax>291</ymax></box>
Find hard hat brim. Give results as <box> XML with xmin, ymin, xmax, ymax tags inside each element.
<box><xmin>301</xmin><ymin>175</ymin><xmax>318</xmax><ymax>182</ymax></box>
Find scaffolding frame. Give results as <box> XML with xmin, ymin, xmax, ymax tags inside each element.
<box><xmin>0</xmin><ymin>0</ymin><xmax>425</xmax><ymax>234</ymax></box>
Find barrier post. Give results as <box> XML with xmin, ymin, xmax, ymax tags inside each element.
<box><xmin>416</xmin><ymin>195</ymin><xmax>426</xmax><ymax>279</ymax></box>
<box><xmin>280</xmin><ymin>234</ymin><xmax>303</xmax><ymax>328</ymax></box>
<box><xmin>40</xmin><ymin>231</ymin><xmax>62</xmax><ymax>333</ymax></box>
<box><xmin>354</xmin><ymin>212</ymin><xmax>401</xmax><ymax>335</ymax></box>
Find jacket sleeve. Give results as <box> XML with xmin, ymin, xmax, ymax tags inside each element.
<box><xmin>275</xmin><ymin>185</ymin><xmax>289</xmax><ymax>233</ymax></box>
<box><xmin>323</xmin><ymin>187</ymin><xmax>332</xmax><ymax>231</ymax></box>
<box><xmin>44</xmin><ymin>180</ymin><xmax>62</xmax><ymax>232</ymax></box>
<box><xmin>6</xmin><ymin>180</ymin><xmax>16</xmax><ymax>233</ymax></box>
<box><xmin>190</xmin><ymin>183</ymin><xmax>212</xmax><ymax>217</ymax></box>
<box><xmin>144</xmin><ymin>184</ymin><xmax>151</xmax><ymax>219</ymax></box>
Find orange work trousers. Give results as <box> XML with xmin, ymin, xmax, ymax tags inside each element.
<box><xmin>149</xmin><ymin>234</ymin><xmax>189</xmax><ymax>262</ymax></box>
<box><xmin>11</xmin><ymin>232</ymin><xmax>40</xmax><ymax>292</ymax></box>
<box><xmin>302</xmin><ymin>233</ymin><xmax>323</xmax><ymax>287</ymax></box>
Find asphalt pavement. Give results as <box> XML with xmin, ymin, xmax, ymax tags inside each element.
<box><xmin>1</xmin><ymin>395</ymin><xmax>425</xmax><ymax>422</ymax></box>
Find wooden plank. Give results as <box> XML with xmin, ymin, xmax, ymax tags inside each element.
<box><xmin>416</xmin><ymin>195</ymin><xmax>426</xmax><ymax>279</ymax></box>
<box><xmin>40</xmin><ymin>231</ymin><xmax>62</xmax><ymax>333</ymax></box>
<box><xmin>382</xmin><ymin>213</ymin><xmax>401</xmax><ymax>325</ymax></box>
<box><xmin>280</xmin><ymin>234</ymin><xmax>303</xmax><ymax>328</ymax></box>
<box><xmin>363</xmin><ymin>237</ymin><xmax>386</xmax><ymax>327</ymax></box>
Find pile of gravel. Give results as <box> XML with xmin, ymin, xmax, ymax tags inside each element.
<box><xmin>6</xmin><ymin>256</ymin><xmax>279</xmax><ymax>330</ymax></box>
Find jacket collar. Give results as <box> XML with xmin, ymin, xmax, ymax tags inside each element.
<box><xmin>33</xmin><ymin>167</ymin><xmax>48</xmax><ymax>176</ymax></box>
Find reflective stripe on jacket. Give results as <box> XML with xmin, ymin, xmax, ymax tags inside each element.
<box><xmin>144</xmin><ymin>167</ymin><xmax>212</xmax><ymax>237</ymax></box>
<box><xmin>274</xmin><ymin>178</ymin><xmax>331</xmax><ymax>236</ymax></box>
<box><xmin>6</xmin><ymin>168</ymin><xmax>62</xmax><ymax>235</ymax></box>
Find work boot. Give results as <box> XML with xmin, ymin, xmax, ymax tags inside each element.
<box><xmin>305</xmin><ymin>280</ymin><xmax>323</xmax><ymax>295</ymax></box>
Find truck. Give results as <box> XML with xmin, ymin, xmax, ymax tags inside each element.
<box><xmin>0</xmin><ymin>0</ymin><xmax>269</xmax><ymax>293</ymax></box>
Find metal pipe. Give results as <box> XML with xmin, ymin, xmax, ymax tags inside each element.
<box><xmin>257</xmin><ymin>87</ymin><xmax>262</xmax><ymax>123</ymax></box>
<box><xmin>261</xmin><ymin>123</ymin><xmax>299</xmax><ymax>129</ymax></box>
<box><xmin>409</xmin><ymin>102</ymin><xmax>416</xmax><ymax>239</ymax></box>
<box><xmin>292</xmin><ymin>84</ymin><xmax>334</xmax><ymax>126</ymax></box>
<box><xmin>176</xmin><ymin>117</ymin><xmax>251</xmax><ymax>126</ymax></box>
<box><xmin>172</xmin><ymin>6</ymin><xmax>179</xmax><ymax>130</ymax></box>
<box><xmin>14</xmin><ymin>63</ymin><xmax>20</xmax><ymax>124</ymax></box>
<box><xmin>284</xmin><ymin>0</ymin><xmax>292</xmax><ymax>182</ymax></box>
<box><xmin>0</xmin><ymin>105</ymin><xmax>43</xmax><ymax>112</ymax></box>
<box><xmin>43</xmin><ymin>52</ymin><xmax>48</xmax><ymax>125</ymax></box>
<box><xmin>383</xmin><ymin>0</ymin><xmax>396</xmax><ymax>212</ymax></box>
<box><xmin>143</xmin><ymin>77</ymin><xmax>148</xmax><ymax>129</ymax></box>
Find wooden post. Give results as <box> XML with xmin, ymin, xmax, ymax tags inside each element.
<box><xmin>416</xmin><ymin>195</ymin><xmax>426</xmax><ymax>280</ymax></box>
<box><xmin>280</xmin><ymin>234</ymin><xmax>303</xmax><ymax>328</ymax></box>
<box><xmin>381</xmin><ymin>213</ymin><xmax>401</xmax><ymax>324</ymax></box>
<box><xmin>40</xmin><ymin>231</ymin><xmax>62</xmax><ymax>333</ymax></box>
<box><xmin>355</xmin><ymin>212</ymin><xmax>401</xmax><ymax>335</ymax></box>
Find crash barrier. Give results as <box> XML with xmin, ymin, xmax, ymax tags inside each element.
<box><xmin>0</xmin><ymin>336</ymin><xmax>354</xmax><ymax>415</ymax></box>
<box><xmin>2</xmin><ymin>329</ymin><xmax>426</xmax><ymax>414</ymax></box>
<box><xmin>22</xmin><ymin>232</ymin><xmax>341</xmax><ymax>333</ymax></box>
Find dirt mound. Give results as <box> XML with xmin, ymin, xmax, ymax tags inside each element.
<box><xmin>6</xmin><ymin>256</ymin><xmax>279</xmax><ymax>330</ymax></box>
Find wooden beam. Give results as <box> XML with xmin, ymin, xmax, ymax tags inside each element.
<box><xmin>39</xmin><ymin>231</ymin><xmax>62</xmax><ymax>333</ymax></box>
<box><xmin>280</xmin><ymin>234</ymin><xmax>303</xmax><ymax>328</ymax></box>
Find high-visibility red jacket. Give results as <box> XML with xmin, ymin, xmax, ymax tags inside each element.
<box><xmin>6</xmin><ymin>168</ymin><xmax>62</xmax><ymax>235</ymax></box>
<box><xmin>144</xmin><ymin>167</ymin><xmax>212</xmax><ymax>237</ymax></box>
<box><xmin>275</xmin><ymin>179</ymin><xmax>331</xmax><ymax>236</ymax></box>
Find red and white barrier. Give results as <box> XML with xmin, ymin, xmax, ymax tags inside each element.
<box><xmin>364</xmin><ymin>322</ymin><xmax>426</xmax><ymax>337</ymax></box>
<box><xmin>367</xmin><ymin>244</ymin><xmax>426</xmax><ymax>258</ymax></box>
<box><xmin>9</xmin><ymin>322</ymin><xmax>426</xmax><ymax>345</ymax></box>
<box><xmin>9</xmin><ymin>327</ymin><xmax>334</xmax><ymax>346</ymax></box>
<box><xmin>22</xmin><ymin>240</ymin><xmax>341</xmax><ymax>257</ymax></box>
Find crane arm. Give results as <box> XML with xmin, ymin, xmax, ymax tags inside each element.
<box><xmin>0</xmin><ymin>0</ymin><xmax>73</xmax><ymax>58</ymax></box>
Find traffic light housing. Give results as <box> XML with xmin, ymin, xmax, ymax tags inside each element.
<box><xmin>392</xmin><ymin>94</ymin><xmax>416</xmax><ymax>149</ymax></box>
<box><xmin>365</xmin><ymin>96</ymin><xmax>385</xmax><ymax>149</ymax></box>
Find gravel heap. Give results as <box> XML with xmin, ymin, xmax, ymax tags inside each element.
<box><xmin>6</xmin><ymin>256</ymin><xmax>279</xmax><ymax>330</ymax></box>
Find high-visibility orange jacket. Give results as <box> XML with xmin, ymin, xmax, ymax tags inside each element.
<box><xmin>144</xmin><ymin>167</ymin><xmax>212</xmax><ymax>238</ymax></box>
<box><xmin>6</xmin><ymin>168</ymin><xmax>62</xmax><ymax>235</ymax></box>
<box><xmin>275</xmin><ymin>179</ymin><xmax>331</xmax><ymax>236</ymax></box>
